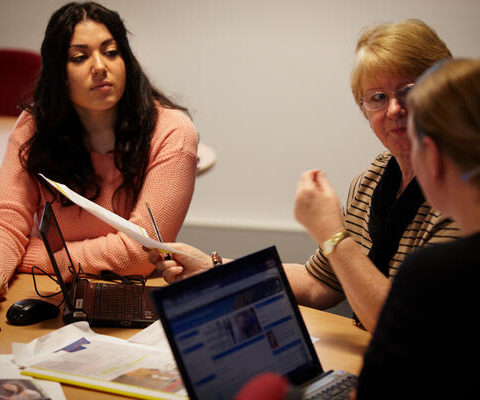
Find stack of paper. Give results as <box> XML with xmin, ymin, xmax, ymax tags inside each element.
<box><xmin>13</xmin><ymin>321</ymin><xmax>187</xmax><ymax>400</ymax></box>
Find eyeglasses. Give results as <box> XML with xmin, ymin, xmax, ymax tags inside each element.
<box><xmin>361</xmin><ymin>83</ymin><xmax>415</xmax><ymax>112</ymax></box>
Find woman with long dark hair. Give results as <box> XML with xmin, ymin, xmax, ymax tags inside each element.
<box><xmin>0</xmin><ymin>2</ymin><xmax>198</xmax><ymax>296</ymax></box>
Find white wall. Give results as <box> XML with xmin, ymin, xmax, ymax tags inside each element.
<box><xmin>1</xmin><ymin>0</ymin><xmax>479</xmax><ymax>249</ymax></box>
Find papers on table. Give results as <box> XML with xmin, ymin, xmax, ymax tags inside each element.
<box><xmin>12</xmin><ymin>321</ymin><xmax>186</xmax><ymax>400</ymax></box>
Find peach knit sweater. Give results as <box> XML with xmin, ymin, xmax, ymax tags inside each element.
<box><xmin>0</xmin><ymin>105</ymin><xmax>198</xmax><ymax>295</ymax></box>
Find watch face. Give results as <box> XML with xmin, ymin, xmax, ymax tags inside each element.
<box><xmin>323</xmin><ymin>241</ymin><xmax>334</xmax><ymax>255</ymax></box>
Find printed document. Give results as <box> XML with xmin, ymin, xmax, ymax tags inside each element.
<box><xmin>13</xmin><ymin>321</ymin><xmax>186</xmax><ymax>400</ymax></box>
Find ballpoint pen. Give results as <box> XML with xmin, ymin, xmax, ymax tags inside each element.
<box><xmin>145</xmin><ymin>201</ymin><xmax>171</xmax><ymax>260</ymax></box>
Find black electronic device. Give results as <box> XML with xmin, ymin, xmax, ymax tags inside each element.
<box><xmin>38</xmin><ymin>201</ymin><xmax>158</xmax><ymax>328</ymax></box>
<box><xmin>151</xmin><ymin>246</ymin><xmax>358</xmax><ymax>400</ymax></box>
<box><xmin>6</xmin><ymin>298</ymin><xmax>60</xmax><ymax>325</ymax></box>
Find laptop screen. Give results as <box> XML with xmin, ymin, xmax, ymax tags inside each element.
<box><xmin>39</xmin><ymin>201</ymin><xmax>77</xmax><ymax>311</ymax></box>
<box><xmin>152</xmin><ymin>246</ymin><xmax>323</xmax><ymax>400</ymax></box>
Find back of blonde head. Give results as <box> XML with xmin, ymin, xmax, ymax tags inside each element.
<box><xmin>408</xmin><ymin>58</ymin><xmax>480</xmax><ymax>187</ymax></box>
<box><xmin>351</xmin><ymin>19</ymin><xmax>451</xmax><ymax>106</ymax></box>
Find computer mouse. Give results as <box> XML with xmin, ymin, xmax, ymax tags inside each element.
<box><xmin>6</xmin><ymin>298</ymin><xmax>60</xmax><ymax>326</ymax></box>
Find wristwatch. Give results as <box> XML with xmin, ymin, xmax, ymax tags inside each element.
<box><xmin>322</xmin><ymin>230</ymin><xmax>351</xmax><ymax>256</ymax></box>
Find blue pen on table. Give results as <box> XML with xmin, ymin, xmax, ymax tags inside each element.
<box><xmin>145</xmin><ymin>201</ymin><xmax>172</xmax><ymax>260</ymax></box>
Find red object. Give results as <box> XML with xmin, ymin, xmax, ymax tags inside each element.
<box><xmin>235</xmin><ymin>373</ymin><xmax>291</xmax><ymax>400</ymax></box>
<box><xmin>0</xmin><ymin>49</ymin><xmax>41</xmax><ymax>116</ymax></box>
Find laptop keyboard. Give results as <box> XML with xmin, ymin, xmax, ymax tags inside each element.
<box><xmin>304</xmin><ymin>372</ymin><xmax>357</xmax><ymax>400</ymax></box>
<box><xmin>93</xmin><ymin>283</ymin><xmax>144</xmax><ymax>320</ymax></box>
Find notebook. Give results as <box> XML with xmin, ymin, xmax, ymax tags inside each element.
<box><xmin>151</xmin><ymin>246</ymin><xmax>357</xmax><ymax>400</ymax></box>
<box><xmin>39</xmin><ymin>201</ymin><xmax>158</xmax><ymax>328</ymax></box>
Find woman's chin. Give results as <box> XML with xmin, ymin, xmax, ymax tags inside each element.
<box><xmin>387</xmin><ymin>137</ymin><xmax>411</xmax><ymax>157</ymax></box>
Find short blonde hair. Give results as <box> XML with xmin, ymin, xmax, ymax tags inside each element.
<box><xmin>408</xmin><ymin>58</ymin><xmax>480</xmax><ymax>187</ymax></box>
<box><xmin>351</xmin><ymin>19</ymin><xmax>451</xmax><ymax>107</ymax></box>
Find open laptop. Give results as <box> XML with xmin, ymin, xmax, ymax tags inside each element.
<box><xmin>151</xmin><ymin>246</ymin><xmax>357</xmax><ymax>400</ymax></box>
<box><xmin>39</xmin><ymin>201</ymin><xmax>158</xmax><ymax>328</ymax></box>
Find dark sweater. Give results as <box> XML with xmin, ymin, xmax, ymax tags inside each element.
<box><xmin>357</xmin><ymin>232</ymin><xmax>480</xmax><ymax>399</ymax></box>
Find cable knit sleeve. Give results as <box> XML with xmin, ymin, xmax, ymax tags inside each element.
<box><xmin>0</xmin><ymin>112</ymin><xmax>41</xmax><ymax>295</ymax></box>
<box><xmin>19</xmin><ymin>106</ymin><xmax>198</xmax><ymax>280</ymax></box>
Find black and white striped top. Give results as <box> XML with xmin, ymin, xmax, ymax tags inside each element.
<box><xmin>305</xmin><ymin>152</ymin><xmax>461</xmax><ymax>293</ymax></box>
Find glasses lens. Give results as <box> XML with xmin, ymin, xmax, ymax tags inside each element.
<box><xmin>363</xmin><ymin>92</ymin><xmax>387</xmax><ymax>111</ymax></box>
<box><xmin>363</xmin><ymin>83</ymin><xmax>414</xmax><ymax>112</ymax></box>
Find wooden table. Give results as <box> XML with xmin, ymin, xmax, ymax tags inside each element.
<box><xmin>0</xmin><ymin>273</ymin><xmax>370</xmax><ymax>399</ymax></box>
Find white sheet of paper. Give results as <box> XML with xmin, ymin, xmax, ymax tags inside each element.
<box><xmin>128</xmin><ymin>320</ymin><xmax>170</xmax><ymax>348</ymax></box>
<box><xmin>39</xmin><ymin>174</ymin><xmax>183</xmax><ymax>254</ymax></box>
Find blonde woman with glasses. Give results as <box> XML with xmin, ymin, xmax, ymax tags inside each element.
<box><xmin>293</xmin><ymin>19</ymin><xmax>461</xmax><ymax>332</ymax></box>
